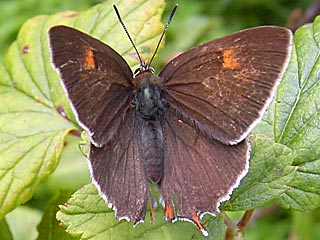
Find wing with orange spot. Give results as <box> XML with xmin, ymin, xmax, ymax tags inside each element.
<box><xmin>49</xmin><ymin>26</ymin><xmax>134</xmax><ymax>147</ymax></box>
<box><xmin>160</xmin><ymin>26</ymin><xmax>292</xmax><ymax>144</ymax></box>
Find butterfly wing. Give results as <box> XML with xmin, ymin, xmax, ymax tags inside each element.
<box><xmin>160</xmin><ymin>108</ymin><xmax>249</xmax><ymax>234</ymax></box>
<box><xmin>89</xmin><ymin>110</ymin><xmax>151</xmax><ymax>223</ymax></box>
<box><xmin>49</xmin><ymin>26</ymin><xmax>134</xmax><ymax>146</ymax></box>
<box><xmin>50</xmin><ymin>26</ymin><xmax>151</xmax><ymax>223</ymax></box>
<box><xmin>160</xmin><ymin>26</ymin><xmax>292</xmax><ymax>144</ymax></box>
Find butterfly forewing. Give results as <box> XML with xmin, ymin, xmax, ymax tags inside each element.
<box><xmin>49</xmin><ymin>26</ymin><xmax>134</xmax><ymax>146</ymax></box>
<box><xmin>160</xmin><ymin>26</ymin><xmax>292</xmax><ymax>144</ymax></box>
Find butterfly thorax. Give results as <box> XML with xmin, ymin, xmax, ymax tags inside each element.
<box><xmin>133</xmin><ymin>70</ymin><xmax>168</xmax><ymax>183</ymax></box>
<box><xmin>133</xmin><ymin>71</ymin><xmax>167</xmax><ymax>120</ymax></box>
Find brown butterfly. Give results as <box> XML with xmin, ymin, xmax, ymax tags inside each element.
<box><xmin>48</xmin><ymin>5</ymin><xmax>292</xmax><ymax>236</ymax></box>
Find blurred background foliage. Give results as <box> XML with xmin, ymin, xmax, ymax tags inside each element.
<box><xmin>1</xmin><ymin>0</ymin><xmax>320</xmax><ymax>239</ymax></box>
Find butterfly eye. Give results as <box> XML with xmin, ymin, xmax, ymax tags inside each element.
<box><xmin>149</xmin><ymin>66</ymin><xmax>155</xmax><ymax>74</ymax></box>
<box><xmin>133</xmin><ymin>68</ymin><xmax>141</xmax><ymax>77</ymax></box>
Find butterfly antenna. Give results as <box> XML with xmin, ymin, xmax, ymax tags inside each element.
<box><xmin>113</xmin><ymin>5</ymin><xmax>143</xmax><ymax>66</ymax></box>
<box><xmin>149</xmin><ymin>4</ymin><xmax>178</xmax><ymax>66</ymax></box>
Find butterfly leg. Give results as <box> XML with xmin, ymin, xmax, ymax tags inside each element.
<box><xmin>191</xmin><ymin>213</ymin><xmax>209</xmax><ymax>237</ymax></box>
<box><xmin>149</xmin><ymin>193</ymin><xmax>157</xmax><ymax>223</ymax></box>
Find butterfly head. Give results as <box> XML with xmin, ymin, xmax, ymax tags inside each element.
<box><xmin>133</xmin><ymin>60</ymin><xmax>155</xmax><ymax>78</ymax></box>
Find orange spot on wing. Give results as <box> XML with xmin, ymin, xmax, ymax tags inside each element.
<box><xmin>83</xmin><ymin>48</ymin><xmax>95</xmax><ymax>69</ymax></box>
<box><xmin>222</xmin><ymin>48</ymin><xmax>240</xmax><ymax>69</ymax></box>
<box><xmin>164</xmin><ymin>202</ymin><xmax>175</xmax><ymax>221</ymax></box>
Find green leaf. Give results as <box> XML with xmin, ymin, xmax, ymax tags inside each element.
<box><xmin>274</xmin><ymin>16</ymin><xmax>320</xmax><ymax>211</ymax></box>
<box><xmin>223</xmin><ymin>135</ymin><xmax>296</xmax><ymax>211</ymax></box>
<box><xmin>0</xmin><ymin>5</ymin><xmax>76</xmax><ymax>219</ymax></box>
<box><xmin>37</xmin><ymin>190</ymin><xmax>79</xmax><ymax>240</ymax></box>
<box><xmin>0</xmin><ymin>85</ymin><xmax>73</xmax><ymax>218</ymax></box>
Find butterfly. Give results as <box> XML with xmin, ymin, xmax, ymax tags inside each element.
<box><xmin>48</xmin><ymin>5</ymin><xmax>292</xmax><ymax>236</ymax></box>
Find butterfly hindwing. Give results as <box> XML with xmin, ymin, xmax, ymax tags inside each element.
<box><xmin>160</xmin><ymin>26</ymin><xmax>292</xmax><ymax>144</ymax></box>
<box><xmin>160</xmin><ymin>108</ymin><xmax>249</xmax><ymax>224</ymax></box>
<box><xmin>89</xmin><ymin>110</ymin><xmax>151</xmax><ymax>223</ymax></box>
<box><xmin>49</xmin><ymin>26</ymin><xmax>134</xmax><ymax>146</ymax></box>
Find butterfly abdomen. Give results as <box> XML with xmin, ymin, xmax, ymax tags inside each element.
<box><xmin>138</xmin><ymin>119</ymin><xmax>164</xmax><ymax>183</ymax></box>
<box><xmin>134</xmin><ymin>72</ymin><xmax>168</xmax><ymax>183</ymax></box>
